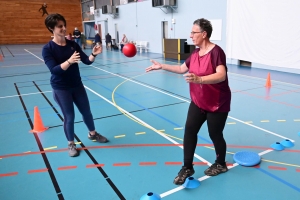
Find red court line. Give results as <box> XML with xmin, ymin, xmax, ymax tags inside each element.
<box><xmin>226</xmin><ymin>163</ymin><xmax>234</xmax><ymax>166</ymax></box>
<box><xmin>0</xmin><ymin>143</ymin><xmax>299</xmax><ymax>159</ymax></box>
<box><xmin>28</xmin><ymin>168</ymin><xmax>48</xmax><ymax>174</ymax></box>
<box><xmin>0</xmin><ymin>172</ymin><xmax>18</xmax><ymax>177</ymax></box>
<box><xmin>251</xmin><ymin>165</ymin><xmax>260</xmax><ymax>168</ymax></box>
<box><xmin>238</xmin><ymin>91</ymin><xmax>300</xmax><ymax>109</ymax></box>
<box><xmin>296</xmin><ymin>169</ymin><xmax>300</xmax><ymax>172</ymax></box>
<box><xmin>113</xmin><ymin>163</ymin><xmax>131</xmax><ymax>167</ymax></box>
<box><xmin>165</xmin><ymin>162</ymin><xmax>182</xmax><ymax>165</ymax></box>
<box><xmin>86</xmin><ymin>164</ymin><xmax>105</xmax><ymax>168</ymax></box>
<box><xmin>57</xmin><ymin>166</ymin><xmax>77</xmax><ymax>170</ymax></box>
<box><xmin>268</xmin><ymin>166</ymin><xmax>287</xmax><ymax>170</ymax></box>
<box><xmin>193</xmin><ymin>162</ymin><xmax>207</xmax><ymax>165</ymax></box>
<box><xmin>139</xmin><ymin>162</ymin><xmax>157</xmax><ymax>166</ymax></box>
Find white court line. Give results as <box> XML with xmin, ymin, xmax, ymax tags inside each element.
<box><xmin>84</xmin><ymin>85</ymin><xmax>212</xmax><ymax>166</ymax></box>
<box><xmin>17</xmin><ymin>51</ymin><xmax>294</xmax><ymax>142</ymax></box>
<box><xmin>0</xmin><ymin>63</ymin><xmax>43</xmax><ymax>68</ymax></box>
<box><xmin>160</xmin><ymin>149</ymin><xmax>273</xmax><ymax>198</ymax></box>
<box><xmin>162</xmin><ymin>59</ymin><xmax>300</xmax><ymax>87</ymax></box>
<box><xmin>228</xmin><ymin>72</ymin><xmax>300</xmax><ymax>87</ymax></box>
<box><xmin>90</xmin><ymin>65</ymin><xmax>294</xmax><ymax>142</ymax></box>
<box><xmin>0</xmin><ymin>91</ymin><xmax>52</xmax><ymax>99</ymax></box>
<box><xmin>24</xmin><ymin>49</ymin><xmax>44</xmax><ymax>62</ymax></box>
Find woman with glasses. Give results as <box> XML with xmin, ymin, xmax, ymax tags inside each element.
<box><xmin>42</xmin><ymin>13</ymin><xmax>109</xmax><ymax>157</ymax></box>
<box><xmin>146</xmin><ymin>18</ymin><xmax>231</xmax><ymax>185</ymax></box>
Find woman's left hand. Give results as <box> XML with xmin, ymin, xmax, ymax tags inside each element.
<box><xmin>184</xmin><ymin>73</ymin><xmax>200</xmax><ymax>83</ymax></box>
<box><xmin>92</xmin><ymin>44</ymin><xmax>102</xmax><ymax>55</ymax></box>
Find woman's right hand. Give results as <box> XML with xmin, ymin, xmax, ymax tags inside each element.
<box><xmin>146</xmin><ymin>59</ymin><xmax>162</xmax><ymax>72</ymax></box>
<box><xmin>68</xmin><ymin>51</ymin><xmax>81</xmax><ymax>64</ymax></box>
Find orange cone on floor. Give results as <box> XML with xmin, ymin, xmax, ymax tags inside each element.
<box><xmin>265</xmin><ymin>73</ymin><xmax>271</xmax><ymax>87</ymax></box>
<box><xmin>0</xmin><ymin>55</ymin><xmax>3</xmax><ymax>61</ymax></box>
<box><xmin>29</xmin><ymin>106</ymin><xmax>48</xmax><ymax>133</ymax></box>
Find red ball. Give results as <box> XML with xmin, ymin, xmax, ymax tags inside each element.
<box><xmin>123</xmin><ymin>43</ymin><xmax>137</xmax><ymax>57</ymax></box>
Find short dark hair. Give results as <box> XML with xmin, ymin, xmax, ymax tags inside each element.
<box><xmin>44</xmin><ymin>13</ymin><xmax>66</xmax><ymax>33</ymax></box>
<box><xmin>193</xmin><ymin>18</ymin><xmax>213</xmax><ymax>39</ymax></box>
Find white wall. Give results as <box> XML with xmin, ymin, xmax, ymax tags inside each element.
<box><xmin>94</xmin><ymin>0</ymin><xmax>227</xmax><ymax>53</ymax></box>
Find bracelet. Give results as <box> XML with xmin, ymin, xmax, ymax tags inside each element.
<box><xmin>67</xmin><ymin>60</ymin><xmax>71</xmax><ymax>65</ymax></box>
<box><xmin>91</xmin><ymin>53</ymin><xmax>97</xmax><ymax>57</ymax></box>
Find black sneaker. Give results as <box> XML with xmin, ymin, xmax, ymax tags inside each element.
<box><xmin>173</xmin><ymin>166</ymin><xmax>195</xmax><ymax>185</ymax></box>
<box><xmin>204</xmin><ymin>162</ymin><xmax>228</xmax><ymax>176</ymax></box>
<box><xmin>88</xmin><ymin>132</ymin><xmax>109</xmax><ymax>143</ymax></box>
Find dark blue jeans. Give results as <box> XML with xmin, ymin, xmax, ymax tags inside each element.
<box><xmin>53</xmin><ymin>85</ymin><xmax>95</xmax><ymax>141</ymax></box>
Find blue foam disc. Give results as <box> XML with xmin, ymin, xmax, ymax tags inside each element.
<box><xmin>233</xmin><ymin>151</ymin><xmax>261</xmax><ymax>167</ymax></box>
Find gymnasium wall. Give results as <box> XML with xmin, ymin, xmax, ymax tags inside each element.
<box><xmin>94</xmin><ymin>0</ymin><xmax>227</xmax><ymax>55</ymax></box>
<box><xmin>0</xmin><ymin>0</ymin><xmax>82</xmax><ymax>44</ymax></box>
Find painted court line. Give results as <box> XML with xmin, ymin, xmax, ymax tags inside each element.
<box><xmin>84</xmin><ymin>85</ymin><xmax>212</xmax><ymax>166</ymax></box>
<box><xmin>160</xmin><ymin>149</ymin><xmax>273</xmax><ymax>198</ymax></box>
<box><xmin>24</xmin><ymin>49</ymin><xmax>44</xmax><ymax>62</ymax></box>
<box><xmin>113</xmin><ymin>163</ymin><xmax>131</xmax><ymax>167</ymax></box>
<box><xmin>268</xmin><ymin>166</ymin><xmax>287</xmax><ymax>170</ymax></box>
<box><xmin>0</xmin><ymin>172</ymin><xmax>18</xmax><ymax>177</ymax></box>
<box><xmin>86</xmin><ymin>164</ymin><xmax>105</xmax><ymax>168</ymax></box>
<box><xmin>139</xmin><ymin>162</ymin><xmax>157</xmax><ymax>166</ymax></box>
<box><xmin>0</xmin><ymin>91</ymin><xmax>52</xmax><ymax>99</ymax></box>
<box><xmin>28</xmin><ymin>168</ymin><xmax>48</xmax><ymax>174</ymax></box>
<box><xmin>90</xmin><ymin>65</ymin><xmax>294</xmax><ymax>142</ymax></box>
<box><xmin>57</xmin><ymin>166</ymin><xmax>77</xmax><ymax>170</ymax></box>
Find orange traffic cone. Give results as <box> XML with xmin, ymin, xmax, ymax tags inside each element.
<box><xmin>29</xmin><ymin>106</ymin><xmax>48</xmax><ymax>133</ymax></box>
<box><xmin>265</xmin><ymin>73</ymin><xmax>271</xmax><ymax>87</ymax></box>
<box><xmin>0</xmin><ymin>55</ymin><xmax>3</xmax><ymax>62</ymax></box>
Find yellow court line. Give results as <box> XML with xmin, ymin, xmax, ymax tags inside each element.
<box><xmin>75</xmin><ymin>142</ymin><xmax>82</xmax><ymax>145</ymax></box>
<box><xmin>245</xmin><ymin>121</ymin><xmax>253</xmax><ymax>124</ymax></box>
<box><xmin>277</xmin><ymin>120</ymin><xmax>286</xmax><ymax>122</ymax></box>
<box><xmin>92</xmin><ymin>140</ymin><xmax>96</xmax><ymax>142</ymax></box>
<box><xmin>158</xmin><ymin>129</ymin><xmax>165</xmax><ymax>132</ymax></box>
<box><xmin>24</xmin><ymin>151</ymin><xmax>31</xmax><ymax>153</ymax></box>
<box><xmin>227</xmin><ymin>122</ymin><xmax>236</xmax><ymax>125</ymax></box>
<box><xmin>294</xmin><ymin>119</ymin><xmax>300</xmax><ymax>122</ymax></box>
<box><xmin>110</xmin><ymin>71</ymin><xmax>300</xmax><ymax>169</ymax></box>
<box><xmin>174</xmin><ymin>127</ymin><xmax>183</xmax><ymax>130</ymax></box>
<box><xmin>135</xmin><ymin>132</ymin><xmax>146</xmax><ymax>135</ymax></box>
<box><xmin>261</xmin><ymin>159</ymin><xmax>300</xmax><ymax>168</ymax></box>
<box><xmin>260</xmin><ymin>120</ymin><xmax>270</xmax><ymax>122</ymax></box>
<box><xmin>114</xmin><ymin>135</ymin><xmax>126</xmax><ymax>138</ymax></box>
<box><xmin>44</xmin><ymin>146</ymin><xmax>57</xmax><ymax>150</ymax></box>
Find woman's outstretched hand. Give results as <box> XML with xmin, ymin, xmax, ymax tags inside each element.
<box><xmin>92</xmin><ymin>44</ymin><xmax>102</xmax><ymax>55</ymax></box>
<box><xmin>146</xmin><ymin>59</ymin><xmax>162</xmax><ymax>72</ymax></box>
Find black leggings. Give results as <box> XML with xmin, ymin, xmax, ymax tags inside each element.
<box><xmin>53</xmin><ymin>85</ymin><xmax>95</xmax><ymax>141</ymax></box>
<box><xmin>184</xmin><ymin>101</ymin><xmax>228</xmax><ymax>168</ymax></box>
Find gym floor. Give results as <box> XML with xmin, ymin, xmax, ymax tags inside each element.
<box><xmin>0</xmin><ymin>45</ymin><xmax>300</xmax><ymax>200</ymax></box>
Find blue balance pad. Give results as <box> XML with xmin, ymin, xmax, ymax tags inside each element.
<box><xmin>233</xmin><ymin>151</ymin><xmax>261</xmax><ymax>166</ymax></box>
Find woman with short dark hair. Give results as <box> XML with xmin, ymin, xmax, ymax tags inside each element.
<box><xmin>146</xmin><ymin>18</ymin><xmax>231</xmax><ymax>185</ymax></box>
<box><xmin>42</xmin><ymin>13</ymin><xmax>109</xmax><ymax>157</ymax></box>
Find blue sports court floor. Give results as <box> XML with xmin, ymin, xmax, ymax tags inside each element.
<box><xmin>0</xmin><ymin>45</ymin><xmax>300</xmax><ymax>200</ymax></box>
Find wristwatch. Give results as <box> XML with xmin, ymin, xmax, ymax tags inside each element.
<box><xmin>91</xmin><ymin>53</ymin><xmax>97</xmax><ymax>57</ymax></box>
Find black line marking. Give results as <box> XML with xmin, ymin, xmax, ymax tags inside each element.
<box><xmin>0</xmin><ymin>46</ymin><xmax>4</xmax><ymax>57</ymax></box>
<box><xmin>5</xmin><ymin>46</ymin><xmax>14</xmax><ymax>57</ymax></box>
<box><xmin>117</xmin><ymin>73</ymin><xmax>191</xmax><ymax>101</ymax></box>
<box><xmin>33</xmin><ymin>81</ymin><xmax>126</xmax><ymax>200</ymax></box>
<box><xmin>14</xmin><ymin>83</ymin><xmax>64</xmax><ymax>200</ymax></box>
<box><xmin>48</xmin><ymin>101</ymin><xmax>186</xmax><ymax>128</ymax></box>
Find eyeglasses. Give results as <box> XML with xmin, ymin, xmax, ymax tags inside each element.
<box><xmin>190</xmin><ymin>31</ymin><xmax>204</xmax><ymax>36</ymax></box>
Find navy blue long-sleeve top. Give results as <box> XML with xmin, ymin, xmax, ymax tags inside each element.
<box><xmin>42</xmin><ymin>40</ymin><xmax>92</xmax><ymax>90</ymax></box>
